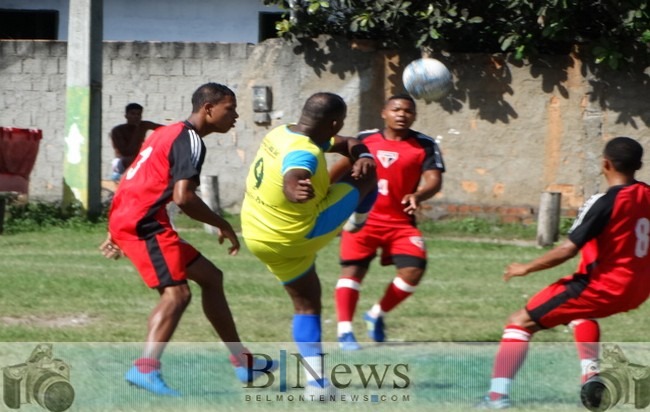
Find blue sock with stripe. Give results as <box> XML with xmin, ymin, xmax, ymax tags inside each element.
<box><xmin>292</xmin><ymin>314</ymin><xmax>326</xmax><ymax>387</ymax></box>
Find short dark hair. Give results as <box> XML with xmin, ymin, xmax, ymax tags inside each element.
<box><xmin>125</xmin><ymin>103</ymin><xmax>143</xmax><ymax>113</ymax></box>
<box><xmin>604</xmin><ymin>136</ymin><xmax>643</xmax><ymax>174</ymax></box>
<box><xmin>386</xmin><ymin>94</ymin><xmax>416</xmax><ymax>107</ymax></box>
<box><xmin>191</xmin><ymin>83</ymin><xmax>235</xmax><ymax>113</ymax></box>
<box><xmin>301</xmin><ymin>92</ymin><xmax>347</xmax><ymax>123</ymax></box>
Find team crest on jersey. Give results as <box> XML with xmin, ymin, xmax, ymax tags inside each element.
<box><xmin>410</xmin><ymin>236</ymin><xmax>425</xmax><ymax>250</ymax></box>
<box><xmin>377</xmin><ymin>150</ymin><xmax>398</xmax><ymax>168</ymax></box>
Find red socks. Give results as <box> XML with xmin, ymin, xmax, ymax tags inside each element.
<box><xmin>229</xmin><ymin>347</ymin><xmax>253</xmax><ymax>368</ymax></box>
<box><xmin>134</xmin><ymin>357</ymin><xmax>161</xmax><ymax>373</ymax></box>
<box><xmin>489</xmin><ymin>324</ymin><xmax>532</xmax><ymax>399</ymax></box>
<box><xmin>571</xmin><ymin>319</ymin><xmax>600</xmax><ymax>359</ymax></box>
<box><xmin>378</xmin><ymin>277</ymin><xmax>416</xmax><ymax>313</ymax></box>
<box><xmin>570</xmin><ymin>319</ymin><xmax>600</xmax><ymax>382</ymax></box>
<box><xmin>335</xmin><ymin>277</ymin><xmax>361</xmax><ymax>322</ymax></box>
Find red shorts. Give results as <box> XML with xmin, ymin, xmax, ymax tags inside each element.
<box><xmin>339</xmin><ymin>223</ymin><xmax>427</xmax><ymax>268</ymax></box>
<box><xmin>113</xmin><ymin>229</ymin><xmax>200</xmax><ymax>288</ymax></box>
<box><xmin>526</xmin><ymin>273</ymin><xmax>646</xmax><ymax>328</ymax></box>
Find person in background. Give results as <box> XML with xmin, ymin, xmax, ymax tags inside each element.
<box><xmin>110</xmin><ymin>102</ymin><xmax>162</xmax><ymax>182</ymax></box>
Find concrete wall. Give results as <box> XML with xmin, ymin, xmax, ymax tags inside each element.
<box><xmin>1</xmin><ymin>37</ymin><xmax>649</xmax><ymax>221</ymax></box>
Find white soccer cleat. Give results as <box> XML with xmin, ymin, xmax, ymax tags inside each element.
<box><xmin>475</xmin><ymin>395</ymin><xmax>511</xmax><ymax>409</ymax></box>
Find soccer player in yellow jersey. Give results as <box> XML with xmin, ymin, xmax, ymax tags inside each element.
<box><xmin>241</xmin><ymin>92</ymin><xmax>378</xmax><ymax>398</ymax></box>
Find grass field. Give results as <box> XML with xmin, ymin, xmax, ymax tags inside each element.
<box><xmin>1</xmin><ymin>216</ymin><xmax>649</xmax><ymax>411</ymax></box>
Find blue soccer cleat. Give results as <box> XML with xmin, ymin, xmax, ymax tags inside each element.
<box><xmin>232</xmin><ymin>355</ymin><xmax>279</xmax><ymax>384</ymax></box>
<box><xmin>338</xmin><ymin>332</ymin><xmax>361</xmax><ymax>351</ymax></box>
<box><xmin>363</xmin><ymin>312</ymin><xmax>385</xmax><ymax>342</ymax></box>
<box><xmin>125</xmin><ymin>366</ymin><xmax>180</xmax><ymax>397</ymax></box>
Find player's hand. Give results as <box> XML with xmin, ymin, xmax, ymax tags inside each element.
<box><xmin>216</xmin><ymin>223</ymin><xmax>240</xmax><ymax>256</ymax></box>
<box><xmin>99</xmin><ymin>233</ymin><xmax>123</xmax><ymax>260</ymax></box>
<box><xmin>503</xmin><ymin>263</ymin><xmax>529</xmax><ymax>281</ymax></box>
<box><xmin>401</xmin><ymin>194</ymin><xmax>419</xmax><ymax>215</ymax></box>
<box><xmin>351</xmin><ymin>157</ymin><xmax>376</xmax><ymax>180</ymax></box>
<box><xmin>294</xmin><ymin>179</ymin><xmax>315</xmax><ymax>202</ymax></box>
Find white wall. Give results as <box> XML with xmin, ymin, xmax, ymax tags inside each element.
<box><xmin>0</xmin><ymin>0</ymin><xmax>281</xmax><ymax>42</ymax></box>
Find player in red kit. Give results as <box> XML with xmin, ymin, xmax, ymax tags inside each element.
<box><xmin>100</xmin><ymin>83</ymin><xmax>275</xmax><ymax>397</ymax></box>
<box><xmin>330</xmin><ymin>94</ymin><xmax>445</xmax><ymax>350</ymax></box>
<box><xmin>479</xmin><ymin>136</ymin><xmax>650</xmax><ymax>409</ymax></box>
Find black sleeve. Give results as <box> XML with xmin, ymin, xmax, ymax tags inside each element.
<box><xmin>567</xmin><ymin>188</ymin><xmax>619</xmax><ymax>248</ymax></box>
<box><xmin>414</xmin><ymin>132</ymin><xmax>445</xmax><ymax>173</ymax></box>
<box><xmin>168</xmin><ymin>128</ymin><xmax>206</xmax><ymax>185</ymax></box>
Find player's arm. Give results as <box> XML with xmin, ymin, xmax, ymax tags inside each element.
<box><xmin>142</xmin><ymin>120</ymin><xmax>164</xmax><ymax>131</ymax></box>
<box><xmin>173</xmin><ymin>178</ymin><xmax>240</xmax><ymax>256</ymax></box>
<box><xmin>283</xmin><ymin>168</ymin><xmax>315</xmax><ymax>203</ymax></box>
<box><xmin>504</xmin><ymin>192</ymin><xmax>613</xmax><ymax>282</ymax></box>
<box><xmin>328</xmin><ymin>156</ymin><xmax>352</xmax><ymax>183</ymax></box>
<box><xmin>329</xmin><ymin>135</ymin><xmax>375</xmax><ymax>179</ymax></box>
<box><xmin>99</xmin><ymin>232</ymin><xmax>123</xmax><ymax>260</ymax></box>
<box><xmin>402</xmin><ymin>169</ymin><xmax>443</xmax><ymax>215</ymax></box>
<box><xmin>110</xmin><ymin>127</ymin><xmax>126</xmax><ymax>157</ymax></box>
<box><xmin>503</xmin><ymin>239</ymin><xmax>579</xmax><ymax>281</ymax></box>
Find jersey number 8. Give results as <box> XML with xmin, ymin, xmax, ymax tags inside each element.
<box><xmin>635</xmin><ymin>217</ymin><xmax>650</xmax><ymax>258</ymax></box>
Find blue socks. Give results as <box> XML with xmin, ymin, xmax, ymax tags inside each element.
<box><xmin>293</xmin><ymin>314</ymin><xmax>326</xmax><ymax>387</ymax></box>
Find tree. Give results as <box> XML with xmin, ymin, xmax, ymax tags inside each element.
<box><xmin>262</xmin><ymin>0</ymin><xmax>650</xmax><ymax>70</ymax></box>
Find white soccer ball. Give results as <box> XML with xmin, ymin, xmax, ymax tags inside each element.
<box><xmin>402</xmin><ymin>58</ymin><xmax>453</xmax><ymax>101</ymax></box>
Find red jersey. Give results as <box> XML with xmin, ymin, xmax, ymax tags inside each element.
<box><xmin>568</xmin><ymin>181</ymin><xmax>650</xmax><ymax>304</ymax></box>
<box><xmin>109</xmin><ymin>121</ymin><xmax>205</xmax><ymax>240</ymax></box>
<box><xmin>357</xmin><ymin>129</ymin><xmax>445</xmax><ymax>226</ymax></box>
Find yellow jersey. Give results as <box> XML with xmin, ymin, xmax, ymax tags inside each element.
<box><xmin>241</xmin><ymin>125</ymin><xmax>333</xmax><ymax>243</ymax></box>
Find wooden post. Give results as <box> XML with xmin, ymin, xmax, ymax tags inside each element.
<box><xmin>200</xmin><ymin>175</ymin><xmax>222</xmax><ymax>234</ymax></box>
<box><xmin>537</xmin><ymin>192</ymin><xmax>562</xmax><ymax>247</ymax></box>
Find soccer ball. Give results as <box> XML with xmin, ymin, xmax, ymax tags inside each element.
<box><xmin>402</xmin><ymin>58</ymin><xmax>452</xmax><ymax>101</ymax></box>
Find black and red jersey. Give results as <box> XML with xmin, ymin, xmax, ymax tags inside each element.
<box><xmin>357</xmin><ymin>128</ymin><xmax>445</xmax><ymax>226</ymax></box>
<box><xmin>568</xmin><ymin>181</ymin><xmax>650</xmax><ymax>302</ymax></box>
<box><xmin>109</xmin><ymin>121</ymin><xmax>205</xmax><ymax>240</ymax></box>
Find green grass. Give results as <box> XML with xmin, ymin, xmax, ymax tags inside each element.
<box><xmin>1</xmin><ymin>217</ymin><xmax>649</xmax><ymax>411</ymax></box>
<box><xmin>1</xmin><ymin>218</ymin><xmax>648</xmax><ymax>343</ymax></box>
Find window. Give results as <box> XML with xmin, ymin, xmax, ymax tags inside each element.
<box><xmin>0</xmin><ymin>9</ymin><xmax>58</xmax><ymax>40</ymax></box>
<box><xmin>258</xmin><ymin>12</ymin><xmax>283</xmax><ymax>42</ymax></box>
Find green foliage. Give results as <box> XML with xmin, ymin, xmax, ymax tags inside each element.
<box><xmin>4</xmin><ymin>201</ymin><xmax>107</xmax><ymax>234</ymax></box>
<box><xmin>263</xmin><ymin>0</ymin><xmax>650</xmax><ymax>69</ymax></box>
<box><xmin>559</xmin><ymin>216</ymin><xmax>575</xmax><ymax>236</ymax></box>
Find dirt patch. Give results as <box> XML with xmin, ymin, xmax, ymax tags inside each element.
<box><xmin>0</xmin><ymin>314</ymin><xmax>93</xmax><ymax>328</ymax></box>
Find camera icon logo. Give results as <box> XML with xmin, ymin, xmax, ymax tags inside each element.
<box><xmin>581</xmin><ymin>344</ymin><xmax>650</xmax><ymax>412</ymax></box>
<box><xmin>3</xmin><ymin>343</ymin><xmax>75</xmax><ymax>412</ymax></box>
